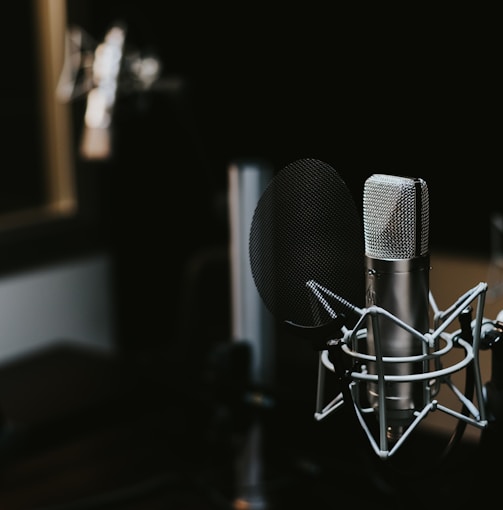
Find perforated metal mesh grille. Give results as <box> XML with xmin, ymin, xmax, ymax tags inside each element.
<box><xmin>363</xmin><ymin>174</ymin><xmax>429</xmax><ymax>259</ymax></box>
<box><xmin>249</xmin><ymin>159</ymin><xmax>364</xmax><ymax>329</ymax></box>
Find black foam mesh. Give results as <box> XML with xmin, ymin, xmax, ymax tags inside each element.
<box><xmin>249</xmin><ymin>158</ymin><xmax>364</xmax><ymax>329</ymax></box>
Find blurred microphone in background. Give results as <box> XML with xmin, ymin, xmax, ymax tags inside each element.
<box><xmin>80</xmin><ymin>23</ymin><xmax>125</xmax><ymax>160</ymax></box>
<box><xmin>56</xmin><ymin>21</ymin><xmax>168</xmax><ymax>160</ymax></box>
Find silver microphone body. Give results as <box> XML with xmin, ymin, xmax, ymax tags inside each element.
<box><xmin>363</xmin><ymin>174</ymin><xmax>430</xmax><ymax>441</ymax></box>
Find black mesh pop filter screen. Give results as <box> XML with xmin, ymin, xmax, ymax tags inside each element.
<box><xmin>249</xmin><ymin>158</ymin><xmax>364</xmax><ymax>330</ymax></box>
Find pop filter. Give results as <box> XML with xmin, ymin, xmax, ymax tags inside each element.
<box><xmin>248</xmin><ymin>158</ymin><xmax>364</xmax><ymax>338</ymax></box>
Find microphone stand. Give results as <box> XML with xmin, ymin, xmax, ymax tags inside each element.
<box><xmin>227</xmin><ymin>160</ymin><xmax>276</xmax><ymax>510</ymax></box>
<box><xmin>479</xmin><ymin>317</ymin><xmax>503</xmax><ymax>454</ymax></box>
<box><xmin>442</xmin><ymin>314</ymin><xmax>503</xmax><ymax>502</ymax></box>
<box><xmin>232</xmin><ymin>373</ymin><xmax>275</xmax><ymax>510</ymax></box>
<box><xmin>482</xmin><ymin>323</ymin><xmax>503</xmax><ymax>422</ymax></box>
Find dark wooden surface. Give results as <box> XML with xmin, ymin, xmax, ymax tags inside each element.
<box><xmin>0</xmin><ymin>346</ymin><xmax>218</xmax><ymax>510</ymax></box>
<box><xmin>0</xmin><ymin>344</ymin><xmax>317</xmax><ymax>510</ymax></box>
<box><xmin>0</xmin><ymin>344</ymin><xmax>497</xmax><ymax>510</ymax></box>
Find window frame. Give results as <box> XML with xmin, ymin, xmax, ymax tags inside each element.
<box><xmin>0</xmin><ymin>0</ymin><xmax>77</xmax><ymax>233</ymax></box>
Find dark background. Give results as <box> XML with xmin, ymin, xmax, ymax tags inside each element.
<box><xmin>69</xmin><ymin>1</ymin><xmax>501</xmax><ymax>347</ymax></box>
<box><xmin>63</xmin><ymin>1</ymin><xmax>500</xmax><ymax>354</ymax></box>
<box><xmin>0</xmin><ymin>2</ymin><xmax>501</xmax><ymax>509</ymax></box>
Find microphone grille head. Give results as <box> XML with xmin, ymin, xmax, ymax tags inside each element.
<box><xmin>363</xmin><ymin>174</ymin><xmax>429</xmax><ymax>259</ymax></box>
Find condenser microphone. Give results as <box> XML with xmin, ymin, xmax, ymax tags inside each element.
<box><xmin>249</xmin><ymin>159</ymin><xmax>490</xmax><ymax>460</ymax></box>
<box><xmin>363</xmin><ymin>174</ymin><xmax>430</xmax><ymax>443</ymax></box>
